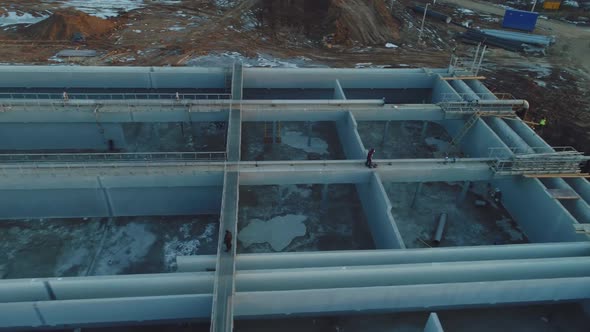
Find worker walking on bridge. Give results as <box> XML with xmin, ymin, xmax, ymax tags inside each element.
<box><xmin>365</xmin><ymin>148</ymin><xmax>376</xmax><ymax>168</ymax></box>
<box><xmin>224</xmin><ymin>230</ymin><xmax>232</xmax><ymax>253</ymax></box>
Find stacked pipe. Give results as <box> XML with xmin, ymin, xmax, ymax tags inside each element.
<box><xmin>459</xmin><ymin>29</ymin><xmax>553</xmax><ymax>55</ymax></box>
<box><xmin>411</xmin><ymin>5</ymin><xmax>452</xmax><ymax>24</ymax></box>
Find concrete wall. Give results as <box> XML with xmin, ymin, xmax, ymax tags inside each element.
<box><xmin>493</xmin><ymin>177</ymin><xmax>584</xmax><ymax>242</ymax></box>
<box><xmin>244</xmin><ymin>68</ymin><xmax>437</xmax><ymax>89</ymax></box>
<box><xmin>431</xmin><ymin>79</ymin><xmax>461</xmax><ymax>104</ymax></box>
<box><xmin>424</xmin><ymin>313</ymin><xmax>444</xmax><ymax>332</ymax></box>
<box><xmin>0</xmin><ymin>66</ymin><xmax>227</xmax><ymax>89</ymax></box>
<box><xmin>540</xmin><ymin>178</ymin><xmax>590</xmax><ymax>224</ymax></box>
<box><xmin>356</xmin><ymin>173</ymin><xmax>405</xmax><ymax>249</ymax></box>
<box><xmin>441</xmin><ymin>119</ymin><xmax>511</xmax><ymax>158</ymax></box>
<box><xmin>336</xmin><ymin>112</ymin><xmax>366</xmax><ymax>159</ymax></box>
<box><xmin>0</xmin><ymin>174</ymin><xmax>223</xmax><ymax>219</ymax></box>
<box><xmin>0</xmin><ymin>123</ymin><xmax>126</xmax><ymax>151</ymax></box>
<box><xmin>334</xmin><ymin>80</ymin><xmax>346</xmax><ymax>100</ymax></box>
<box><xmin>484</xmin><ymin>118</ymin><xmax>533</xmax><ymax>153</ymax></box>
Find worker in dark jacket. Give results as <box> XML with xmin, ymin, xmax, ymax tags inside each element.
<box><xmin>224</xmin><ymin>230</ymin><xmax>232</xmax><ymax>253</ymax></box>
<box><xmin>365</xmin><ymin>148</ymin><xmax>375</xmax><ymax>168</ymax></box>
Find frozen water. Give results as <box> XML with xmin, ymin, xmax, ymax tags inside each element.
<box><xmin>281</xmin><ymin>131</ymin><xmax>329</xmax><ymax>154</ymax></box>
<box><xmin>164</xmin><ymin>222</ymin><xmax>216</xmax><ymax>271</ymax></box>
<box><xmin>239</xmin><ymin>214</ymin><xmax>307</xmax><ymax>251</ymax></box>
<box><xmin>425</xmin><ymin>137</ymin><xmax>449</xmax><ymax>152</ymax></box>
<box><xmin>93</xmin><ymin>223</ymin><xmax>157</xmax><ymax>275</ymax></box>
<box><xmin>0</xmin><ymin>11</ymin><xmax>49</xmax><ymax>27</ymax></box>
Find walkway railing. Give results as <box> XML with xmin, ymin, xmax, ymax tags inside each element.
<box><xmin>0</xmin><ymin>152</ymin><xmax>227</xmax><ymax>163</ymax></box>
<box><xmin>489</xmin><ymin>146</ymin><xmax>588</xmax><ymax>175</ymax></box>
<box><xmin>0</xmin><ymin>92</ymin><xmax>231</xmax><ymax>101</ymax></box>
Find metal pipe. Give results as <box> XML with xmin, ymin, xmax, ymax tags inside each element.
<box><xmin>412</xmin><ymin>5</ymin><xmax>451</xmax><ymax>24</ymax></box>
<box><xmin>418</xmin><ymin>3</ymin><xmax>430</xmax><ymax>42</ymax></box>
<box><xmin>432</xmin><ymin>213</ymin><xmax>447</xmax><ymax>245</ymax></box>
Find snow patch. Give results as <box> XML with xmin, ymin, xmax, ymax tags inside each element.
<box><xmin>164</xmin><ymin>222</ymin><xmax>216</xmax><ymax>271</ymax></box>
<box><xmin>93</xmin><ymin>223</ymin><xmax>157</xmax><ymax>275</ymax></box>
<box><xmin>281</xmin><ymin>130</ymin><xmax>329</xmax><ymax>154</ymax></box>
<box><xmin>0</xmin><ymin>11</ymin><xmax>49</xmax><ymax>27</ymax></box>
<box><xmin>239</xmin><ymin>215</ymin><xmax>307</xmax><ymax>251</ymax></box>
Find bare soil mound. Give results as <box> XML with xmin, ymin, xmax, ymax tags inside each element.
<box><xmin>330</xmin><ymin>0</ymin><xmax>400</xmax><ymax>45</ymax></box>
<box><xmin>23</xmin><ymin>10</ymin><xmax>116</xmax><ymax>40</ymax></box>
<box><xmin>257</xmin><ymin>0</ymin><xmax>400</xmax><ymax>45</ymax></box>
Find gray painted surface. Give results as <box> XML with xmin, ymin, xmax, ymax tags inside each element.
<box><xmin>0</xmin><ymin>66</ymin><xmax>227</xmax><ymax>89</ymax></box>
<box><xmin>243</xmin><ymin>68</ymin><xmax>437</xmax><ymax>89</ymax></box>
<box><xmin>334</xmin><ymin>79</ymin><xmax>346</xmax><ymax>100</ymax></box>
<box><xmin>0</xmin><ymin>123</ymin><xmax>126</xmax><ymax>151</ymax></box>
<box><xmin>336</xmin><ymin>112</ymin><xmax>365</xmax><ymax>160</ymax></box>
<box><xmin>356</xmin><ymin>173</ymin><xmax>405</xmax><ymax>249</ymax></box>
<box><xmin>234</xmin><ymin>277</ymin><xmax>590</xmax><ymax>317</ymax></box>
<box><xmin>178</xmin><ymin>242</ymin><xmax>590</xmax><ymax>271</ymax></box>
<box><xmin>424</xmin><ymin>313</ymin><xmax>444</xmax><ymax>332</ymax></box>
<box><xmin>494</xmin><ymin>177</ymin><xmax>583</xmax><ymax>242</ymax></box>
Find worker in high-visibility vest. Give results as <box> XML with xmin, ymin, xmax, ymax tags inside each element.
<box><xmin>539</xmin><ymin>118</ymin><xmax>547</xmax><ymax>127</ymax></box>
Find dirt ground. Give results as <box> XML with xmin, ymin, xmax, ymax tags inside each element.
<box><xmin>0</xmin><ymin>0</ymin><xmax>587</xmax><ymax>152</ymax></box>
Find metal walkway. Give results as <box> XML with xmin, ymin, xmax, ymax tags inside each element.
<box><xmin>211</xmin><ymin>171</ymin><xmax>239</xmax><ymax>332</ymax></box>
<box><xmin>211</xmin><ymin>62</ymin><xmax>243</xmax><ymax>332</ymax></box>
<box><xmin>489</xmin><ymin>147</ymin><xmax>590</xmax><ymax>176</ymax></box>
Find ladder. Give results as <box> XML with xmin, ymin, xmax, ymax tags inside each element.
<box><xmin>449</xmin><ymin>111</ymin><xmax>481</xmax><ymax>148</ymax></box>
<box><xmin>263</xmin><ymin>122</ymin><xmax>281</xmax><ymax>144</ymax></box>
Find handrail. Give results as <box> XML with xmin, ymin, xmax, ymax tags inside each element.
<box><xmin>0</xmin><ymin>92</ymin><xmax>231</xmax><ymax>100</ymax></box>
<box><xmin>0</xmin><ymin>152</ymin><xmax>227</xmax><ymax>163</ymax></box>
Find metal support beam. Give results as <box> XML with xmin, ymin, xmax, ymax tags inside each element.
<box><xmin>421</xmin><ymin>121</ymin><xmax>429</xmax><ymax>140</ymax></box>
<box><xmin>321</xmin><ymin>184</ymin><xmax>330</xmax><ymax>211</ymax></box>
<box><xmin>307</xmin><ymin>121</ymin><xmax>312</xmax><ymax>147</ymax></box>
<box><xmin>411</xmin><ymin>182</ymin><xmax>424</xmax><ymax>208</ymax></box>
<box><xmin>382</xmin><ymin>121</ymin><xmax>390</xmax><ymax>147</ymax></box>
<box><xmin>457</xmin><ymin>181</ymin><xmax>470</xmax><ymax>205</ymax></box>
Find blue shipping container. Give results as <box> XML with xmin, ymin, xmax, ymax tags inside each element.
<box><xmin>503</xmin><ymin>9</ymin><xmax>539</xmax><ymax>32</ymax></box>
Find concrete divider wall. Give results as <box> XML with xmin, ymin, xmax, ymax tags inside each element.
<box><xmin>244</xmin><ymin>68</ymin><xmax>437</xmax><ymax>89</ymax></box>
<box><xmin>337</xmin><ymin>112</ymin><xmax>366</xmax><ymax>159</ymax></box>
<box><xmin>108</xmin><ymin>186</ymin><xmax>222</xmax><ymax>216</ymax></box>
<box><xmin>0</xmin><ymin>66</ymin><xmax>227</xmax><ymax>89</ymax></box>
<box><xmin>431</xmin><ymin>79</ymin><xmax>461</xmax><ymax>104</ymax></box>
<box><xmin>493</xmin><ymin>177</ymin><xmax>584</xmax><ymax>242</ymax></box>
<box><xmin>0</xmin><ymin>188</ymin><xmax>110</xmax><ymax>219</ymax></box>
<box><xmin>334</xmin><ymin>79</ymin><xmax>346</xmax><ymax>100</ymax></box>
<box><xmin>0</xmin><ymin>123</ymin><xmax>126</xmax><ymax>151</ymax></box>
<box><xmin>484</xmin><ymin>118</ymin><xmax>533</xmax><ymax>153</ymax></box>
<box><xmin>0</xmin><ymin>187</ymin><xmax>221</xmax><ymax>219</ymax></box>
<box><xmin>424</xmin><ymin>313</ymin><xmax>444</xmax><ymax>332</ymax></box>
<box><xmin>355</xmin><ymin>173</ymin><xmax>405</xmax><ymax>249</ymax></box>
<box><xmin>540</xmin><ymin>178</ymin><xmax>590</xmax><ymax>224</ymax></box>
<box><xmin>0</xmin><ymin>174</ymin><xmax>223</xmax><ymax>219</ymax></box>
<box><xmin>441</xmin><ymin>119</ymin><xmax>511</xmax><ymax>158</ymax></box>
<box><xmin>566</xmin><ymin>178</ymin><xmax>590</xmax><ymax>206</ymax></box>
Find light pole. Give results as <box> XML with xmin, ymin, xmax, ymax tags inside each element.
<box><xmin>418</xmin><ymin>0</ymin><xmax>436</xmax><ymax>43</ymax></box>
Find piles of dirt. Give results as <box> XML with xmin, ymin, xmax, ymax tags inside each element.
<box><xmin>329</xmin><ymin>0</ymin><xmax>400</xmax><ymax>45</ymax></box>
<box><xmin>23</xmin><ymin>10</ymin><xmax>116</xmax><ymax>40</ymax></box>
<box><xmin>257</xmin><ymin>0</ymin><xmax>400</xmax><ymax>45</ymax></box>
